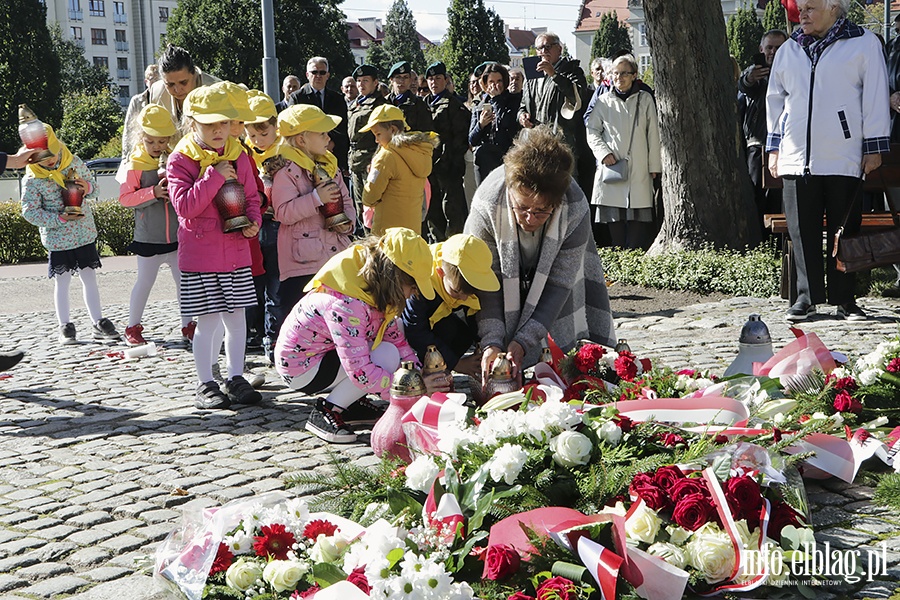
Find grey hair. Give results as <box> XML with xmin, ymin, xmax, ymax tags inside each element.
<box><xmin>612</xmin><ymin>54</ymin><xmax>638</xmax><ymax>74</ymax></box>
<box><xmin>536</xmin><ymin>32</ymin><xmax>561</xmax><ymax>46</ymax></box>
<box><xmin>760</xmin><ymin>29</ymin><xmax>788</xmax><ymax>46</ymax></box>
<box><xmin>590</xmin><ymin>57</ymin><xmax>604</xmax><ymax>71</ymax></box>
<box><xmin>822</xmin><ymin>0</ymin><xmax>851</xmax><ymax>16</ymax></box>
<box><xmin>306</xmin><ymin>57</ymin><xmax>329</xmax><ymax>72</ymax></box>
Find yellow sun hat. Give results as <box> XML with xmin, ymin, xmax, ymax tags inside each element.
<box><xmin>380</xmin><ymin>227</ymin><xmax>435</xmax><ymax>300</ymax></box>
<box><xmin>138</xmin><ymin>104</ymin><xmax>176</xmax><ymax>137</ymax></box>
<box><xmin>359</xmin><ymin>104</ymin><xmax>408</xmax><ymax>133</ymax></box>
<box><xmin>277</xmin><ymin>104</ymin><xmax>342</xmax><ymax>137</ymax></box>
<box><xmin>183</xmin><ymin>86</ymin><xmax>239</xmax><ymax>124</ymax></box>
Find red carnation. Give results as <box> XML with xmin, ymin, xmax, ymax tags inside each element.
<box><xmin>614</xmin><ymin>414</ymin><xmax>634</xmax><ymax>433</ymax></box>
<box><xmin>887</xmin><ymin>357</ymin><xmax>900</xmax><ymax>373</ymax></box>
<box><xmin>724</xmin><ymin>475</ymin><xmax>762</xmax><ymax>520</ymax></box>
<box><xmin>574</xmin><ymin>344</ymin><xmax>606</xmax><ymax>375</ymax></box>
<box><xmin>303</xmin><ymin>519</ymin><xmax>339</xmax><ymax>540</ymax></box>
<box><xmin>669</xmin><ymin>477</ymin><xmax>709</xmax><ymax>504</ymax></box>
<box><xmin>209</xmin><ymin>542</ymin><xmax>234</xmax><ymax>575</ymax></box>
<box><xmin>253</xmin><ymin>523</ymin><xmax>296</xmax><ymax>559</ymax></box>
<box><xmin>482</xmin><ymin>544</ymin><xmax>521</xmax><ymax>581</ymax></box>
<box><xmin>671</xmin><ymin>492</ymin><xmax>714</xmax><ymax>531</ymax></box>
<box><xmin>658</xmin><ymin>432</ymin><xmax>685</xmax><ymax>447</ymax></box>
<box><xmin>652</xmin><ymin>465</ymin><xmax>686</xmax><ymax>489</ymax></box>
<box><xmin>834</xmin><ymin>376</ymin><xmax>858</xmax><ymax>392</ymax></box>
<box><xmin>536</xmin><ymin>576</ymin><xmax>577</xmax><ymax>600</ymax></box>
<box><xmin>614</xmin><ymin>351</ymin><xmax>639</xmax><ymax>382</ymax></box>
<box><xmin>346</xmin><ymin>566</ymin><xmax>370</xmax><ymax>594</ymax></box>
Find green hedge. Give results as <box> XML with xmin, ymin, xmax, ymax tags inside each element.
<box><xmin>0</xmin><ymin>199</ymin><xmax>134</xmax><ymax>264</ymax></box>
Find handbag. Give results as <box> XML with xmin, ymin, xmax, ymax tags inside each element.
<box><xmin>599</xmin><ymin>93</ymin><xmax>641</xmax><ymax>184</ymax></box>
<box><xmin>833</xmin><ymin>172</ymin><xmax>900</xmax><ymax>273</ymax></box>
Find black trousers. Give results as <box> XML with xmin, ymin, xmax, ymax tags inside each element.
<box><xmin>782</xmin><ymin>175</ymin><xmax>860</xmax><ymax>307</ymax></box>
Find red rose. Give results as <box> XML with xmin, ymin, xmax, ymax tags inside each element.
<box><xmin>669</xmin><ymin>477</ymin><xmax>708</xmax><ymax>503</ymax></box>
<box><xmin>634</xmin><ymin>484</ymin><xmax>670</xmax><ymax>511</ymax></box>
<box><xmin>888</xmin><ymin>357</ymin><xmax>900</xmax><ymax>373</ymax></box>
<box><xmin>253</xmin><ymin>523</ymin><xmax>296</xmax><ymax>559</ymax></box>
<box><xmin>482</xmin><ymin>544</ymin><xmax>521</xmax><ymax>581</ymax></box>
<box><xmin>614</xmin><ymin>414</ymin><xmax>634</xmax><ymax>433</ymax></box>
<box><xmin>671</xmin><ymin>492</ymin><xmax>714</xmax><ymax>531</ymax></box>
<box><xmin>508</xmin><ymin>593</ymin><xmax>536</xmax><ymax>600</ymax></box>
<box><xmin>614</xmin><ymin>351</ymin><xmax>639</xmax><ymax>382</ymax></box>
<box><xmin>658</xmin><ymin>432</ymin><xmax>685</xmax><ymax>447</ymax></box>
<box><xmin>346</xmin><ymin>566</ymin><xmax>370</xmax><ymax>594</ymax></box>
<box><xmin>575</xmin><ymin>344</ymin><xmax>606</xmax><ymax>375</ymax></box>
<box><xmin>536</xmin><ymin>576</ymin><xmax>577</xmax><ymax>600</ymax></box>
<box><xmin>652</xmin><ymin>465</ymin><xmax>686</xmax><ymax>489</ymax></box>
<box><xmin>834</xmin><ymin>376</ymin><xmax>858</xmax><ymax>392</ymax></box>
<box><xmin>209</xmin><ymin>542</ymin><xmax>234</xmax><ymax>575</ymax></box>
<box><xmin>768</xmin><ymin>500</ymin><xmax>805</xmax><ymax>542</ymax></box>
<box><xmin>723</xmin><ymin>475</ymin><xmax>762</xmax><ymax>520</ymax></box>
<box><xmin>630</xmin><ymin>472</ymin><xmax>654</xmax><ymax>490</ymax></box>
<box><xmin>303</xmin><ymin>519</ymin><xmax>339</xmax><ymax>540</ymax></box>
<box><xmin>833</xmin><ymin>391</ymin><xmax>863</xmax><ymax>414</ymax></box>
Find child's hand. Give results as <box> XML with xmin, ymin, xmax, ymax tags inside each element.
<box><xmin>480</xmin><ymin>345</ymin><xmax>502</xmax><ymax>386</ymax></box>
<box><xmin>154</xmin><ymin>177</ymin><xmax>169</xmax><ymax>201</ymax></box>
<box><xmin>423</xmin><ymin>371</ymin><xmax>452</xmax><ymax>394</ymax></box>
<box><xmin>60</xmin><ymin>213</ymin><xmax>85</xmax><ymax>221</ymax></box>
<box><xmin>333</xmin><ymin>221</ymin><xmax>353</xmax><ymax>234</ymax></box>
<box><xmin>72</xmin><ymin>178</ymin><xmax>90</xmax><ymax>194</ymax></box>
<box><xmin>316</xmin><ymin>181</ymin><xmax>341</xmax><ymax>204</ymax></box>
<box><xmin>455</xmin><ymin>354</ymin><xmax>481</xmax><ymax>379</ymax></box>
<box><xmin>213</xmin><ymin>161</ymin><xmax>237</xmax><ymax>180</ymax></box>
<box><xmin>241</xmin><ymin>223</ymin><xmax>260</xmax><ymax>238</ymax></box>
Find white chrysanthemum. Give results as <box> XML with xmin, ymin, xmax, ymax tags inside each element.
<box><xmin>418</xmin><ymin>558</ymin><xmax>453</xmax><ymax>599</ymax></box>
<box><xmin>596</xmin><ymin>420</ymin><xmax>622</xmax><ymax>446</ymax></box>
<box><xmin>280</xmin><ymin>497</ymin><xmax>309</xmax><ymax>529</ymax></box>
<box><xmin>858</xmin><ymin>368</ymin><xmax>881</xmax><ymax>386</ymax></box>
<box><xmin>405</xmin><ymin>455</ymin><xmax>441</xmax><ymax>493</ymax></box>
<box><xmin>223</xmin><ymin>529</ymin><xmax>254</xmax><ymax>555</ymax></box>
<box><xmin>475</xmin><ymin>410</ymin><xmax>528</xmax><ymax>445</ymax></box>
<box><xmin>436</xmin><ymin>424</ymin><xmax>477</xmax><ymax>457</ymax></box>
<box><xmin>447</xmin><ymin>582</ymin><xmax>476</xmax><ymax>600</ymax></box>
<box><xmin>524</xmin><ymin>400</ymin><xmax>582</xmax><ymax>438</ymax></box>
<box><xmin>361</xmin><ymin>554</ymin><xmax>392</xmax><ymax>582</ymax></box>
<box><xmin>488</xmin><ymin>443</ymin><xmax>529</xmax><ymax>485</ymax></box>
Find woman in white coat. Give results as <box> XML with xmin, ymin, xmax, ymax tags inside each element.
<box><xmin>586</xmin><ymin>55</ymin><xmax>661</xmax><ymax>249</ymax></box>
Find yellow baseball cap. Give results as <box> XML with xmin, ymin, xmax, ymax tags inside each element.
<box><xmin>380</xmin><ymin>228</ymin><xmax>435</xmax><ymax>300</ymax></box>
<box><xmin>210</xmin><ymin>81</ymin><xmax>256</xmax><ymax>122</ymax></box>
<box><xmin>277</xmin><ymin>104</ymin><xmax>342</xmax><ymax>137</ymax></box>
<box><xmin>359</xmin><ymin>104</ymin><xmax>408</xmax><ymax>132</ymax></box>
<box><xmin>138</xmin><ymin>104</ymin><xmax>176</xmax><ymax>137</ymax></box>
<box><xmin>246</xmin><ymin>90</ymin><xmax>277</xmax><ymax>124</ymax></box>
<box><xmin>183</xmin><ymin>86</ymin><xmax>239</xmax><ymax>124</ymax></box>
<box><xmin>441</xmin><ymin>234</ymin><xmax>500</xmax><ymax>292</ymax></box>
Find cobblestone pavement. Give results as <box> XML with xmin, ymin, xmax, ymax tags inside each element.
<box><xmin>0</xmin><ymin>266</ymin><xmax>899</xmax><ymax>599</ymax></box>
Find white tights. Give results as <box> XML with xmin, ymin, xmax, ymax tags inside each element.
<box><xmin>129</xmin><ymin>252</ymin><xmax>191</xmax><ymax>327</ymax></box>
<box><xmin>285</xmin><ymin>342</ymin><xmax>401</xmax><ymax>409</ymax></box>
<box><xmin>54</xmin><ymin>268</ymin><xmax>102</xmax><ymax>325</ymax></box>
<box><xmin>193</xmin><ymin>310</ymin><xmax>246</xmax><ymax>384</ymax></box>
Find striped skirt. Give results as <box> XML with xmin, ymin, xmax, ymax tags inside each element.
<box><xmin>180</xmin><ymin>267</ymin><xmax>256</xmax><ymax>318</ymax></box>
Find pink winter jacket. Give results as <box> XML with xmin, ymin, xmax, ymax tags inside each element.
<box><xmin>167</xmin><ymin>150</ymin><xmax>262</xmax><ymax>273</ymax></box>
<box><xmin>275</xmin><ymin>287</ymin><xmax>418</xmax><ymax>399</ymax></box>
<box><xmin>271</xmin><ymin>162</ymin><xmax>356</xmax><ymax>281</ymax></box>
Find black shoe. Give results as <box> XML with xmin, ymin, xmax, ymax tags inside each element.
<box><xmin>0</xmin><ymin>351</ymin><xmax>24</xmax><ymax>371</ymax></box>
<box><xmin>195</xmin><ymin>381</ymin><xmax>231</xmax><ymax>409</ymax></box>
<box><xmin>305</xmin><ymin>399</ymin><xmax>357</xmax><ymax>443</ymax></box>
<box><xmin>59</xmin><ymin>322</ymin><xmax>77</xmax><ymax>345</ymax></box>
<box><xmin>785</xmin><ymin>302</ymin><xmax>816</xmax><ymax>322</ymax></box>
<box><xmin>836</xmin><ymin>302</ymin><xmax>867</xmax><ymax>322</ymax></box>
<box><xmin>92</xmin><ymin>317</ymin><xmax>121</xmax><ymax>341</ymax></box>
<box><xmin>246</xmin><ymin>334</ymin><xmax>263</xmax><ymax>351</ymax></box>
<box><xmin>341</xmin><ymin>396</ymin><xmax>387</xmax><ymax>426</ymax></box>
<box><xmin>223</xmin><ymin>375</ymin><xmax>262</xmax><ymax>405</ymax></box>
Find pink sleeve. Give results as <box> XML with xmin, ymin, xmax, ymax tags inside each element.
<box><xmin>168</xmin><ymin>153</ymin><xmax>225</xmax><ymax>220</ymax></box>
<box><xmin>119</xmin><ymin>169</ymin><xmax>157</xmax><ymax>208</ymax></box>
<box><xmin>382</xmin><ymin>317</ymin><xmax>419</xmax><ymax>367</ymax></box>
<box><xmin>325</xmin><ymin>297</ymin><xmax>395</xmax><ymax>398</ymax></box>
<box><xmin>272</xmin><ymin>164</ymin><xmax>323</xmax><ymax>225</ymax></box>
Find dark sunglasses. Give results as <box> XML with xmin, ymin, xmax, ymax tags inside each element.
<box><xmin>308</xmin><ymin>70</ymin><xmax>328</xmax><ymax>76</ymax></box>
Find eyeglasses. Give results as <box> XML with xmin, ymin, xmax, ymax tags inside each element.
<box><xmin>510</xmin><ymin>199</ymin><xmax>554</xmax><ymax>218</ymax></box>
<box><xmin>308</xmin><ymin>70</ymin><xmax>328</xmax><ymax>76</ymax></box>
<box><xmin>536</xmin><ymin>43</ymin><xmax>559</xmax><ymax>52</ymax></box>
<box><xmin>612</xmin><ymin>71</ymin><xmax>636</xmax><ymax>77</ymax></box>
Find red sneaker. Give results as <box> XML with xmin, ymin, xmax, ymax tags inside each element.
<box><xmin>181</xmin><ymin>321</ymin><xmax>196</xmax><ymax>342</ymax></box>
<box><xmin>124</xmin><ymin>324</ymin><xmax>146</xmax><ymax>346</ymax></box>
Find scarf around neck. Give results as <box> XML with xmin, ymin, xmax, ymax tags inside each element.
<box><xmin>428</xmin><ymin>242</ymin><xmax>481</xmax><ymax>327</ymax></box>
<box><xmin>280</xmin><ymin>143</ymin><xmax>339</xmax><ymax>179</ymax></box>
<box><xmin>26</xmin><ymin>126</ymin><xmax>74</xmax><ymax>188</ymax></box>
<box><xmin>247</xmin><ymin>136</ymin><xmax>286</xmax><ymax>171</ymax></box>
<box><xmin>173</xmin><ymin>134</ymin><xmax>244</xmax><ymax>170</ymax></box>
<box><xmin>128</xmin><ymin>142</ymin><xmax>165</xmax><ymax>172</ymax></box>
<box><xmin>793</xmin><ymin>17</ymin><xmax>862</xmax><ymax>66</ymax></box>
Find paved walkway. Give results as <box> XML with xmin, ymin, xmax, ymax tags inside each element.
<box><xmin>0</xmin><ymin>261</ymin><xmax>899</xmax><ymax>599</ymax></box>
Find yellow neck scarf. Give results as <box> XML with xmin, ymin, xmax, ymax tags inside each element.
<box><xmin>303</xmin><ymin>245</ymin><xmax>398</xmax><ymax>348</ymax></box>
<box><xmin>26</xmin><ymin>126</ymin><xmax>74</xmax><ymax>188</ymax></box>
<box><xmin>173</xmin><ymin>134</ymin><xmax>244</xmax><ymax>170</ymax></box>
<box><xmin>128</xmin><ymin>142</ymin><xmax>164</xmax><ymax>172</ymax></box>
<box><xmin>280</xmin><ymin>143</ymin><xmax>339</xmax><ymax>180</ymax></box>
<box><xmin>428</xmin><ymin>243</ymin><xmax>482</xmax><ymax>327</ymax></box>
<box><xmin>247</xmin><ymin>137</ymin><xmax>286</xmax><ymax>171</ymax></box>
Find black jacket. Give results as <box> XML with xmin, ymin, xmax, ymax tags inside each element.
<box><xmin>288</xmin><ymin>83</ymin><xmax>350</xmax><ymax>171</ymax></box>
<box><xmin>469</xmin><ymin>90</ymin><xmax>521</xmax><ymax>174</ymax></box>
<box><xmin>738</xmin><ymin>66</ymin><xmax>769</xmax><ymax>148</ymax></box>
<box><xmin>393</xmin><ymin>91</ymin><xmax>434</xmax><ymax>134</ymax></box>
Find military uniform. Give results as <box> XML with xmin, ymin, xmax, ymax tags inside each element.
<box><xmin>393</xmin><ymin>91</ymin><xmax>434</xmax><ymax>134</ymax></box>
<box><xmin>348</xmin><ymin>93</ymin><xmax>387</xmax><ymax>208</ymax></box>
<box><xmin>425</xmin><ymin>90</ymin><xmax>471</xmax><ymax>240</ymax></box>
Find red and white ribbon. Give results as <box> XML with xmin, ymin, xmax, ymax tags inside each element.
<box><xmin>400</xmin><ymin>392</ymin><xmax>468</xmax><ymax>457</ymax></box>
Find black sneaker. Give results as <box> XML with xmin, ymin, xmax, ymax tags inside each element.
<box><xmin>305</xmin><ymin>399</ymin><xmax>357</xmax><ymax>443</ymax></box>
<box><xmin>59</xmin><ymin>323</ymin><xmax>77</xmax><ymax>345</ymax></box>
<box><xmin>341</xmin><ymin>397</ymin><xmax>387</xmax><ymax>426</ymax></box>
<box><xmin>836</xmin><ymin>302</ymin><xmax>867</xmax><ymax>322</ymax></box>
<box><xmin>92</xmin><ymin>317</ymin><xmax>121</xmax><ymax>341</ymax></box>
<box><xmin>0</xmin><ymin>351</ymin><xmax>24</xmax><ymax>371</ymax></box>
<box><xmin>785</xmin><ymin>302</ymin><xmax>816</xmax><ymax>322</ymax></box>
<box><xmin>195</xmin><ymin>381</ymin><xmax>231</xmax><ymax>409</ymax></box>
<box><xmin>223</xmin><ymin>375</ymin><xmax>262</xmax><ymax>405</ymax></box>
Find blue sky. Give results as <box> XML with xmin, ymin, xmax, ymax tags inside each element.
<box><xmin>341</xmin><ymin>0</ymin><xmax>583</xmax><ymax>55</ymax></box>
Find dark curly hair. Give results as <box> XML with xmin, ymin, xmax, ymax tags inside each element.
<box><xmin>503</xmin><ymin>125</ymin><xmax>574</xmax><ymax>208</ymax></box>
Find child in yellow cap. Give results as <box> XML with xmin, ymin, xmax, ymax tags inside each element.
<box><xmin>167</xmin><ymin>85</ymin><xmax>263</xmax><ymax>409</ymax></box>
<box><xmin>20</xmin><ymin>124</ymin><xmax>122</xmax><ymax>345</ymax></box>
<box><xmin>400</xmin><ymin>234</ymin><xmax>500</xmax><ymax>377</ymax></box>
<box><xmin>118</xmin><ymin>104</ymin><xmax>195</xmax><ymax>347</ymax></box>
<box><xmin>272</xmin><ymin>104</ymin><xmax>356</xmax><ymax>324</ymax></box>
<box><xmin>276</xmin><ymin>228</ymin><xmax>449</xmax><ymax>443</ymax></box>
<box><xmin>360</xmin><ymin>104</ymin><xmax>439</xmax><ymax>236</ymax></box>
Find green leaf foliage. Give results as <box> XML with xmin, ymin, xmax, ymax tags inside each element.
<box><xmin>365</xmin><ymin>42</ymin><xmax>391</xmax><ymax>76</ymax></box>
<box><xmin>873</xmin><ymin>473</ymin><xmax>900</xmax><ymax>512</ymax></box>
<box><xmin>165</xmin><ymin>0</ymin><xmax>355</xmax><ymax>88</ymax></box>
<box><xmin>0</xmin><ymin>0</ymin><xmax>62</xmax><ymax>152</ymax></box>
<box><xmin>445</xmin><ymin>0</ymin><xmax>510</xmax><ymax>89</ymax></box>
<box><xmin>49</xmin><ymin>24</ymin><xmax>113</xmax><ymax>97</ymax></box>
<box><xmin>382</xmin><ymin>0</ymin><xmax>427</xmax><ymax>73</ymax></box>
<box><xmin>591</xmin><ymin>11</ymin><xmax>633</xmax><ymax>60</ymax></box>
<box><xmin>726</xmin><ymin>2</ymin><xmax>765</xmax><ymax>69</ymax></box>
<box><xmin>761</xmin><ymin>0</ymin><xmax>788</xmax><ymax>33</ymax></box>
<box><xmin>58</xmin><ymin>89</ymin><xmax>124</xmax><ymax>161</ymax></box>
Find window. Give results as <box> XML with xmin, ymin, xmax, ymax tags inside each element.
<box><xmin>93</xmin><ymin>56</ymin><xmax>109</xmax><ymax>68</ymax></box>
<box><xmin>89</xmin><ymin>0</ymin><xmax>104</xmax><ymax>16</ymax></box>
<box><xmin>117</xmin><ymin>57</ymin><xmax>128</xmax><ymax>70</ymax></box>
<box><xmin>639</xmin><ymin>54</ymin><xmax>651</xmax><ymax>74</ymax></box>
<box><xmin>639</xmin><ymin>23</ymin><xmax>648</xmax><ymax>47</ymax></box>
<box><xmin>70</xmin><ymin>26</ymin><xmax>82</xmax><ymax>40</ymax></box>
<box><xmin>118</xmin><ymin>85</ymin><xmax>130</xmax><ymax>99</ymax></box>
<box><xmin>68</xmin><ymin>0</ymin><xmax>82</xmax><ymax>19</ymax></box>
<box><xmin>159</xmin><ymin>6</ymin><xmax>168</xmax><ymax>22</ymax></box>
<box><xmin>90</xmin><ymin>28</ymin><xmax>107</xmax><ymax>45</ymax></box>
<box><xmin>68</xmin><ymin>0</ymin><xmax>80</xmax><ymax>8</ymax></box>
<box><xmin>115</xmin><ymin>29</ymin><xmax>126</xmax><ymax>42</ymax></box>
<box><xmin>113</xmin><ymin>1</ymin><xmax>124</xmax><ymax>13</ymax></box>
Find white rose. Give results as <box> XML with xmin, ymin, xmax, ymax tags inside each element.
<box><xmin>549</xmin><ymin>431</ymin><xmax>593</xmax><ymax>468</ymax></box>
<box><xmin>647</xmin><ymin>542</ymin><xmax>687</xmax><ymax>570</ymax></box>
<box><xmin>405</xmin><ymin>455</ymin><xmax>440</xmax><ymax>493</ymax></box>
<box><xmin>309</xmin><ymin>531</ymin><xmax>352</xmax><ymax>563</ymax></box>
<box><xmin>488</xmin><ymin>443</ymin><xmax>529</xmax><ymax>485</ymax></box>
<box><xmin>859</xmin><ymin>368</ymin><xmax>880</xmax><ymax>386</ymax></box>
<box><xmin>686</xmin><ymin>524</ymin><xmax>736</xmax><ymax>584</ymax></box>
<box><xmin>596</xmin><ymin>420</ymin><xmax>622</xmax><ymax>446</ymax></box>
<box><xmin>625</xmin><ymin>503</ymin><xmax>662</xmax><ymax>545</ymax></box>
<box><xmin>666</xmin><ymin>525</ymin><xmax>692</xmax><ymax>546</ymax></box>
<box><xmin>225</xmin><ymin>557</ymin><xmax>263</xmax><ymax>591</ymax></box>
<box><xmin>733</xmin><ymin>519</ymin><xmax>760</xmax><ymax>550</ymax></box>
<box><xmin>262</xmin><ymin>559</ymin><xmax>306</xmax><ymax>593</ymax></box>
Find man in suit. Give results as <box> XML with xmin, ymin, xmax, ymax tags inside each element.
<box><xmin>275</xmin><ymin>75</ymin><xmax>301</xmax><ymax>112</ymax></box>
<box><xmin>288</xmin><ymin>57</ymin><xmax>350</xmax><ymax>174</ymax></box>
<box><xmin>388</xmin><ymin>61</ymin><xmax>433</xmax><ymax>134</ymax></box>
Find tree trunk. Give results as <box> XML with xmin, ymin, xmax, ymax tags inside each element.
<box><xmin>643</xmin><ymin>0</ymin><xmax>759</xmax><ymax>252</ymax></box>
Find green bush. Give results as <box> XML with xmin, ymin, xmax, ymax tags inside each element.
<box><xmin>0</xmin><ymin>198</ymin><xmax>134</xmax><ymax>264</ymax></box>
